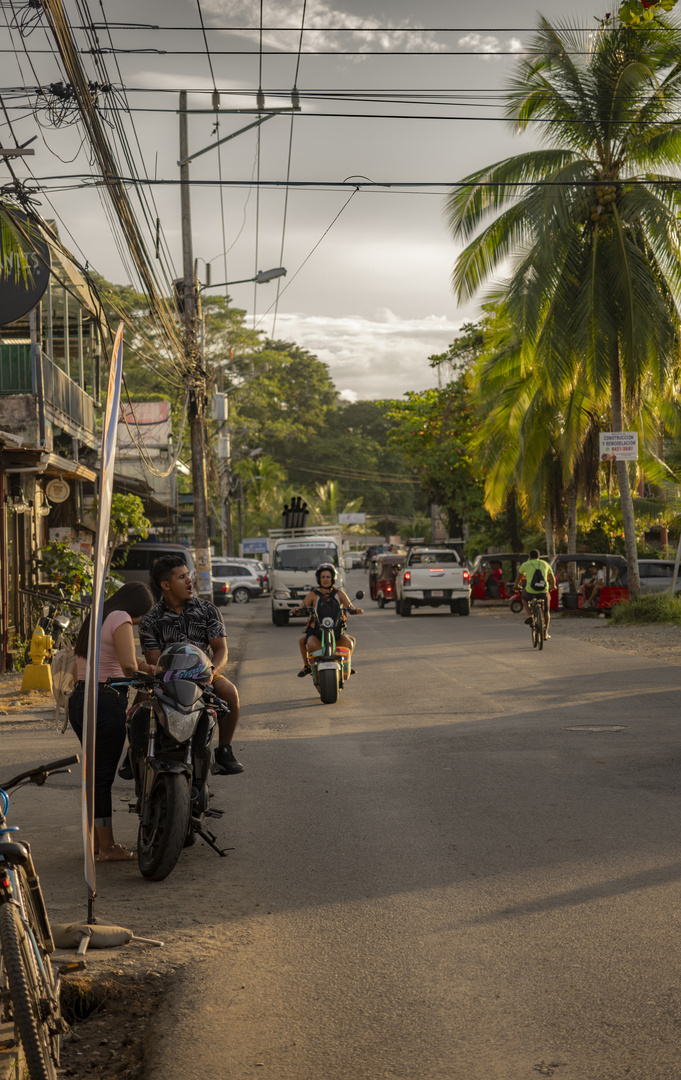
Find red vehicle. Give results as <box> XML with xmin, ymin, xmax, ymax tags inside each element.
<box><xmin>369</xmin><ymin>554</ymin><xmax>404</xmax><ymax>608</ymax></box>
<box><xmin>548</xmin><ymin>553</ymin><xmax>629</xmax><ymax>613</ymax></box>
<box><xmin>470</xmin><ymin>553</ymin><xmax>529</xmax><ymax>607</ymax></box>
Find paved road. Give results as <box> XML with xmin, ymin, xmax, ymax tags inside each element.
<box><xmin>142</xmin><ymin>574</ymin><xmax>681</xmax><ymax>1080</ymax></box>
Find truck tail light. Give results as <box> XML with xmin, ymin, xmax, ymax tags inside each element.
<box><xmin>404</xmin><ymin>571</ymin><xmax>411</xmax><ymax>583</ymax></box>
<box><xmin>463</xmin><ymin>570</ymin><xmax>470</xmax><ymax>583</ymax></box>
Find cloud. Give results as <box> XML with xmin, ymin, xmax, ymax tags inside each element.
<box><xmin>457</xmin><ymin>33</ymin><xmax>524</xmax><ymax>59</ymax></box>
<box><xmin>257</xmin><ymin>309</ymin><xmax>462</xmax><ymax>400</ymax></box>
<box><xmin>202</xmin><ymin>0</ymin><xmax>447</xmax><ymax>55</ymax></box>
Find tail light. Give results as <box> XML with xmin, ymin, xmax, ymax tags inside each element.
<box><xmin>220</xmin><ymin>584</ymin><xmax>231</xmax><ymax>594</ymax></box>
<box><xmin>404</xmin><ymin>571</ymin><xmax>411</xmax><ymax>583</ymax></box>
<box><xmin>463</xmin><ymin>570</ymin><xmax>470</xmax><ymax>583</ymax></box>
<box><xmin>386</xmin><ymin>583</ymin><xmax>393</xmax><ymax>593</ymax></box>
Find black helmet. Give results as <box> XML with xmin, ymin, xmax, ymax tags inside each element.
<box><xmin>157</xmin><ymin>643</ymin><xmax>212</xmax><ymax>685</ymax></box>
<box><xmin>315</xmin><ymin>562</ymin><xmax>337</xmax><ymax>585</ymax></box>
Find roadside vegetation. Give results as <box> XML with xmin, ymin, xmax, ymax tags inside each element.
<box><xmin>610</xmin><ymin>593</ymin><xmax>681</xmax><ymax>625</ymax></box>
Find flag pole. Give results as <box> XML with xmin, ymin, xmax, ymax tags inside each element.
<box><xmin>83</xmin><ymin>322</ymin><xmax>124</xmax><ymax>923</ymax></box>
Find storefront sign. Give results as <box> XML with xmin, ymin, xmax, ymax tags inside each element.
<box><xmin>0</xmin><ymin>210</ymin><xmax>51</xmax><ymax>326</ymax></box>
<box><xmin>46</xmin><ymin>477</ymin><xmax>70</xmax><ymax>503</ymax></box>
<box><xmin>599</xmin><ymin>432</ymin><xmax>638</xmax><ymax>462</ymax></box>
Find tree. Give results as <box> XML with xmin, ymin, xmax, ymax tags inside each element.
<box><xmin>446</xmin><ymin>14</ymin><xmax>681</xmax><ymax>596</ymax></box>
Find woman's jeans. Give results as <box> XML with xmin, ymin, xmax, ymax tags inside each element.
<box><xmin>69</xmin><ymin>685</ymin><xmax>128</xmax><ymax>828</ymax></box>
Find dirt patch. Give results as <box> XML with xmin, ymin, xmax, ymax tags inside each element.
<box><xmin>551</xmin><ymin>613</ymin><xmax>681</xmax><ymax>665</ymax></box>
<box><xmin>59</xmin><ymin>969</ymin><xmax>169</xmax><ymax>1078</ymax></box>
<box><xmin>0</xmin><ymin>672</ymin><xmax>52</xmax><ymax>718</ymax></box>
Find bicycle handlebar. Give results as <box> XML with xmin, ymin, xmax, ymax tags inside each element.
<box><xmin>1</xmin><ymin>755</ymin><xmax>80</xmax><ymax>792</ymax></box>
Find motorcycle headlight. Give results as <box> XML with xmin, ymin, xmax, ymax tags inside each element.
<box><xmin>159</xmin><ymin>707</ymin><xmax>201</xmax><ymax>742</ymax></box>
<box><xmin>274</xmin><ymin>589</ymin><xmax>291</xmax><ymax>599</ymax></box>
<box><xmin>321</xmin><ymin>616</ymin><xmax>334</xmax><ymax>629</ymax></box>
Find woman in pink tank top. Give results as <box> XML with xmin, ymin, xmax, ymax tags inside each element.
<box><xmin>69</xmin><ymin>582</ymin><xmax>155</xmax><ymax>861</ymax></box>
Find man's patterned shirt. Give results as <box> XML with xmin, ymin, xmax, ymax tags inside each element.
<box><xmin>138</xmin><ymin>596</ymin><xmax>225</xmax><ymax>656</ymax></box>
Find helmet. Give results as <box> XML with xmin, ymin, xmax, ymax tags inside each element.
<box><xmin>315</xmin><ymin>562</ymin><xmax>337</xmax><ymax>585</ymax></box>
<box><xmin>156</xmin><ymin>643</ymin><xmax>212</xmax><ymax>685</ymax></box>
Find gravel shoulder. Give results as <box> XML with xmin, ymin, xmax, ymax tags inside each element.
<box><xmin>549</xmin><ymin>612</ymin><xmax>681</xmax><ymax>665</ymax></box>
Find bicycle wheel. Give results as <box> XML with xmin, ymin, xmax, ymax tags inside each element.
<box><xmin>535</xmin><ymin>609</ymin><xmax>544</xmax><ymax>651</ymax></box>
<box><xmin>0</xmin><ymin>901</ymin><xmax>59</xmax><ymax>1080</ymax></box>
<box><xmin>530</xmin><ymin>607</ymin><xmax>539</xmax><ymax>648</ymax></box>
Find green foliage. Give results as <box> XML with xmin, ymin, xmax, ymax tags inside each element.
<box><xmin>37</xmin><ymin>542</ymin><xmax>94</xmax><ymax>599</ymax></box>
<box><xmin>610</xmin><ymin>593</ymin><xmax>681</xmax><ymax>624</ymax></box>
<box><xmin>618</xmin><ymin>0</ymin><xmax>678</xmax><ymax>27</ymax></box>
<box><xmin>93</xmin><ymin>493</ymin><xmax>150</xmax><ymax>549</ymax></box>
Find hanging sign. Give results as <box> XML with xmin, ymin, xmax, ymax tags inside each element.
<box><xmin>599</xmin><ymin>432</ymin><xmax>638</xmax><ymax>462</ymax></box>
<box><xmin>46</xmin><ymin>478</ymin><xmax>70</xmax><ymax>503</ymax></box>
<box><xmin>0</xmin><ymin>209</ymin><xmax>51</xmax><ymax>326</ymax></box>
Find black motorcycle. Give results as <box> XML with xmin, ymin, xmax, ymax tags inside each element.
<box><xmin>109</xmin><ymin>643</ymin><xmax>229</xmax><ymax>881</ymax></box>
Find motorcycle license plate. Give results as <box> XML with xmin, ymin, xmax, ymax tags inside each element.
<box><xmin>432</xmin><ymin>590</ymin><xmax>444</xmax><ymax>597</ymax></box>
<box><xmin>317</xmin><ymin>662</ymin><xmax>340</xmax><ymax>671</ymax></box>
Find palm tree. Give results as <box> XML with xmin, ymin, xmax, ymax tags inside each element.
<box><xmin>446</xmin><ymin>14</ymin><xmax>681</xmax><ymax>596</ymax></box>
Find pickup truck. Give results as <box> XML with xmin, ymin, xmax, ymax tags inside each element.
<box><xmin>395</xmin><ymin>547</ymin><xmax>470</xmax><ymax>617</ymax></box>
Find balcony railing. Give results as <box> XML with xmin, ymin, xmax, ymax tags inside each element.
<box><xmin>0</xmin><ymin>340</ymin><xmax>95</xmax><ymax>439</ymax></box>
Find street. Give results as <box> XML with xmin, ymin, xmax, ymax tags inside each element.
<box><xmin>4</xmin><ymin>576</ymin><xmax>681</xmax><ymax>1079</ymax></box>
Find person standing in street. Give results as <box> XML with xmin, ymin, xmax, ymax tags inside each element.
<box><xmin>138</xmin><ymin>554</ymin><xmax>244</xmax><ymax>775</ymax></box>
<box><xmin>69</xmin><ymin>581</ymin><xmax>156</xmax><ymax>861</ymax></box>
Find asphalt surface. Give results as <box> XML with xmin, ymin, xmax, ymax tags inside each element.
<box><xmin>144</xmin><ymin>573</ymin><xmax>681</xmax><ymax>1080</ymax></box>
<box><xmin>3</xmin><ymin>578</ymin><xmax>681</xmax><ymax>1079</ymax></box>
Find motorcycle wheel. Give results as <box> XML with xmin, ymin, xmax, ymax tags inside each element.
<box><xmin>319</xmin><ymin>668</ymin><xmax>339</xmax><ymax>704</ymax></box>
<box><xmin>138</xmin><ymin>772</ymin><xmax>192</xmax><ymax>881</ymax></box>
<box><xmin>377</xmin><ymin>594</ymin><xmax>385</xmax><ymax>609</ymax></box>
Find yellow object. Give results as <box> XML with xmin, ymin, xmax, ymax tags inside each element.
<box><xmin>21</xmin><ymin>625</ymin><xmax>54</xmax><ymax>692</ymax></box>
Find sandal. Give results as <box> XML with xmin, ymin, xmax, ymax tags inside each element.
<box><xmin>97</xmin><ymin>843</ymin><xmax>137</xmax><ymax>862</ymax></box>
<box><xmin>297</xmin><ymin>665</ymin><xmax>311</xmax><ymax>678</ymax></box>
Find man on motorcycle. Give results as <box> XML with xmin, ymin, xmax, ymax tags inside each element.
<box><xmin>138</xmin><ymin>554</ymin><xmax>243</xmax><ymax>775</ymax></box>
<box><xmin>295</xmin><ymin>563</ymin><xmax>363</xmax><ymax>677</ymax></box>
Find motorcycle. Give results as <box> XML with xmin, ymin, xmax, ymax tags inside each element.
<box><xmin>295</xmin><ymin>590</ymin><xmax>364</xmax><ymax>705</ymax></box>
<box><xmin>108</xmin><ymin>643</ymin><xmax>229</xmax><ymax>881</ymax></box>
<box><xmin>21</xmin><ymin>591</ymin><xmax>75</xmax><ymax>666</ymax></box>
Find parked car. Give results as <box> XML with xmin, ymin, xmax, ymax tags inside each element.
<box><xmin>111</xmin><ymin>542</ymin><xmax>196</xmax><ymax>599</ymax></box>
<box><xmin>212</xmin><ymin>560</ymin><xmax>264</xmax><ymax>605</ymax></box>
<box><xmin>637</xmin><ymin>559</ymin><xmax>681</xmax><ymax>594</ymax></box>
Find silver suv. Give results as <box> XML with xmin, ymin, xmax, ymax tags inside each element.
<box><xmin>637</xmin><ymin>559</ymin><xmax>681</xmax><ymax>594</ymax></box>
<box><xmin>212</xmin><ymin>560</ymin><xmax>264</xmax><ymax>605</ymax></box>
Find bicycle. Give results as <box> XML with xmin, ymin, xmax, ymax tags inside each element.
<box><xmin>528</xmin><ymin>595</ymin><xmax>548</xmax><ymax>650</ymax></box>
<box><xmin>0</xmin><ymin>755</ymin><xmax>79</xmax><ymax>1080</ymax></box>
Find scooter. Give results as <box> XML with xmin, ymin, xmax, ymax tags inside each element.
<box><xmin>298</xmin><ymin>590</ymin><xmax>364</xmax><ymax>705</ymax></box>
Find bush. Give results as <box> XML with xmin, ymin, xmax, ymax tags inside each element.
<box><xmin>610</xmin><ymin>593</ymin><xmax>681</xmax><ymax>625</ymax></box>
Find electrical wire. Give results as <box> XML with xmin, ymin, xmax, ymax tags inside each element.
<box><xmin>195</xmin><ymin>0</ymin><xmax>230</xmax><ymax>302</ymax></box>
<box><xmin>255</xmin><ymin>187</ymin><xmax>358</xmax><ymax>331</ymax></box>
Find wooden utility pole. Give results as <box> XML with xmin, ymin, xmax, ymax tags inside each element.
<box><xmin>180</xmin><ymin>90</ymin><xmax>213</xmax><ymax>598</ymax></box>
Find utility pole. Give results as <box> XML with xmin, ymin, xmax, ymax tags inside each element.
<box><xmin>179</xmin><ymin>90</ymin><xmax>212</xmax><ymax>598</ymax></box>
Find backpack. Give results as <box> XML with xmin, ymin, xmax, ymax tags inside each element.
<box><xmin>530</xmin><ymin>562</ymin><xmax>547</xmax><ymax>592</ymax></box>
<box><xmin>314</xmin><ymin>590</ymin><xmax>344</xmax><ymax>634</ymax></box>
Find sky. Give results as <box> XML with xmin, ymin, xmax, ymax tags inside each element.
<box><xmin>1</xmin><ymin>0</ymin><xmax>612</xmax><ymax>400</ymax></box>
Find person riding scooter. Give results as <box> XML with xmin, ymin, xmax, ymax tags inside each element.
<box><xmin>295</xmin><ymin>563</ymin><xmax>363</xmax><ymax>677</ymax></box>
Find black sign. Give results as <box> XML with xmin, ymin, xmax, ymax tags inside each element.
<box><xmin>0</xmin><ymin>209</ymin><xmax>51</xmax><ymax>327</ymax></box>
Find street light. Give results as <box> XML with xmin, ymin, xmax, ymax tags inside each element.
<box><xmin>200</xmin><ymin>266</ymin><xmax>286</xmax><ymax>291</ymax></box>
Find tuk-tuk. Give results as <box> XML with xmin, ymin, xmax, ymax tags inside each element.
<box><xmin>470</xmin><ymin>553</ymin><xmax>529</xmax><ymax>605</ymax></box>
<box><xmin>549</xmin><ymin>553</ymin><xmax>629</xmax><ymax>612</ymax></box>
<box><xmin>369</xmin><ymin>554</ymin><xmax>404</xmax><ymax>608</ymax></box>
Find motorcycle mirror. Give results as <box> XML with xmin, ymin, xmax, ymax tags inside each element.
<box><xmin>355</xmin><ymin>590</ymin><xmax>364</xmax><ymax>600</ymax></box>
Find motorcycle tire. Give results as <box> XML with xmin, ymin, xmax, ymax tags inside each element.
<box><xmin>377</xmin><ymin>595</ymin><xmax>385</xmax><ymax>609</ymax></box>
<box><xmin>509</xmin><ymin>598</ymin><xmax>524</xmax><ymax>614</ymax></box>
<box><xmin>138</xmin><ymin>772</ymin><xmax>192</xmax><ymax>881</ymax></box>
<box><xmin>0</xmin><ymin>901</ymin><xmax>59</xmax><ymax>1080</ymax></box>
<box><xmin>319</xmin><ymin>668</ymin><xmax>339</xmax><ymax>705</ymax></box>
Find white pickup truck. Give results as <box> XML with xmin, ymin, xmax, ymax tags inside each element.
<box><xmin>395</xmin><ymin>547</ymin><xmax>471</xmax><ymax>617</ymax></box>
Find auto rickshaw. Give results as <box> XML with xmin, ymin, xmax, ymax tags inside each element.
<box><xmin>369</xmin><ymin>553</ymin><xmax>404</xmax><ymax>608</ymax></box>
<box><xmin>470</xmin><ymin>553</ymin><xmax>529</xmax><ymax>608</ymax></box>
<box><xmin>548</xmin><ymin>553</ymin><xmax>629</xmax><ymax>612</ymax></box>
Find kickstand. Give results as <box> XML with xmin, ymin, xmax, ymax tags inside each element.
<box><xmin>195</xmin><ymin>825</ymin><xmax>232</xmax><ymax>857</ymax></box>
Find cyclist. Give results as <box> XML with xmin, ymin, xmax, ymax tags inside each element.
<box><xmin>295</xmin><ymin>563</ymin><xmax>363</xmax><ymax>677</ymax></box>
<box><xmin>514</xmin><ymin>549</ymin><xmax>556</xmax><ymax>638</ymax></box>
